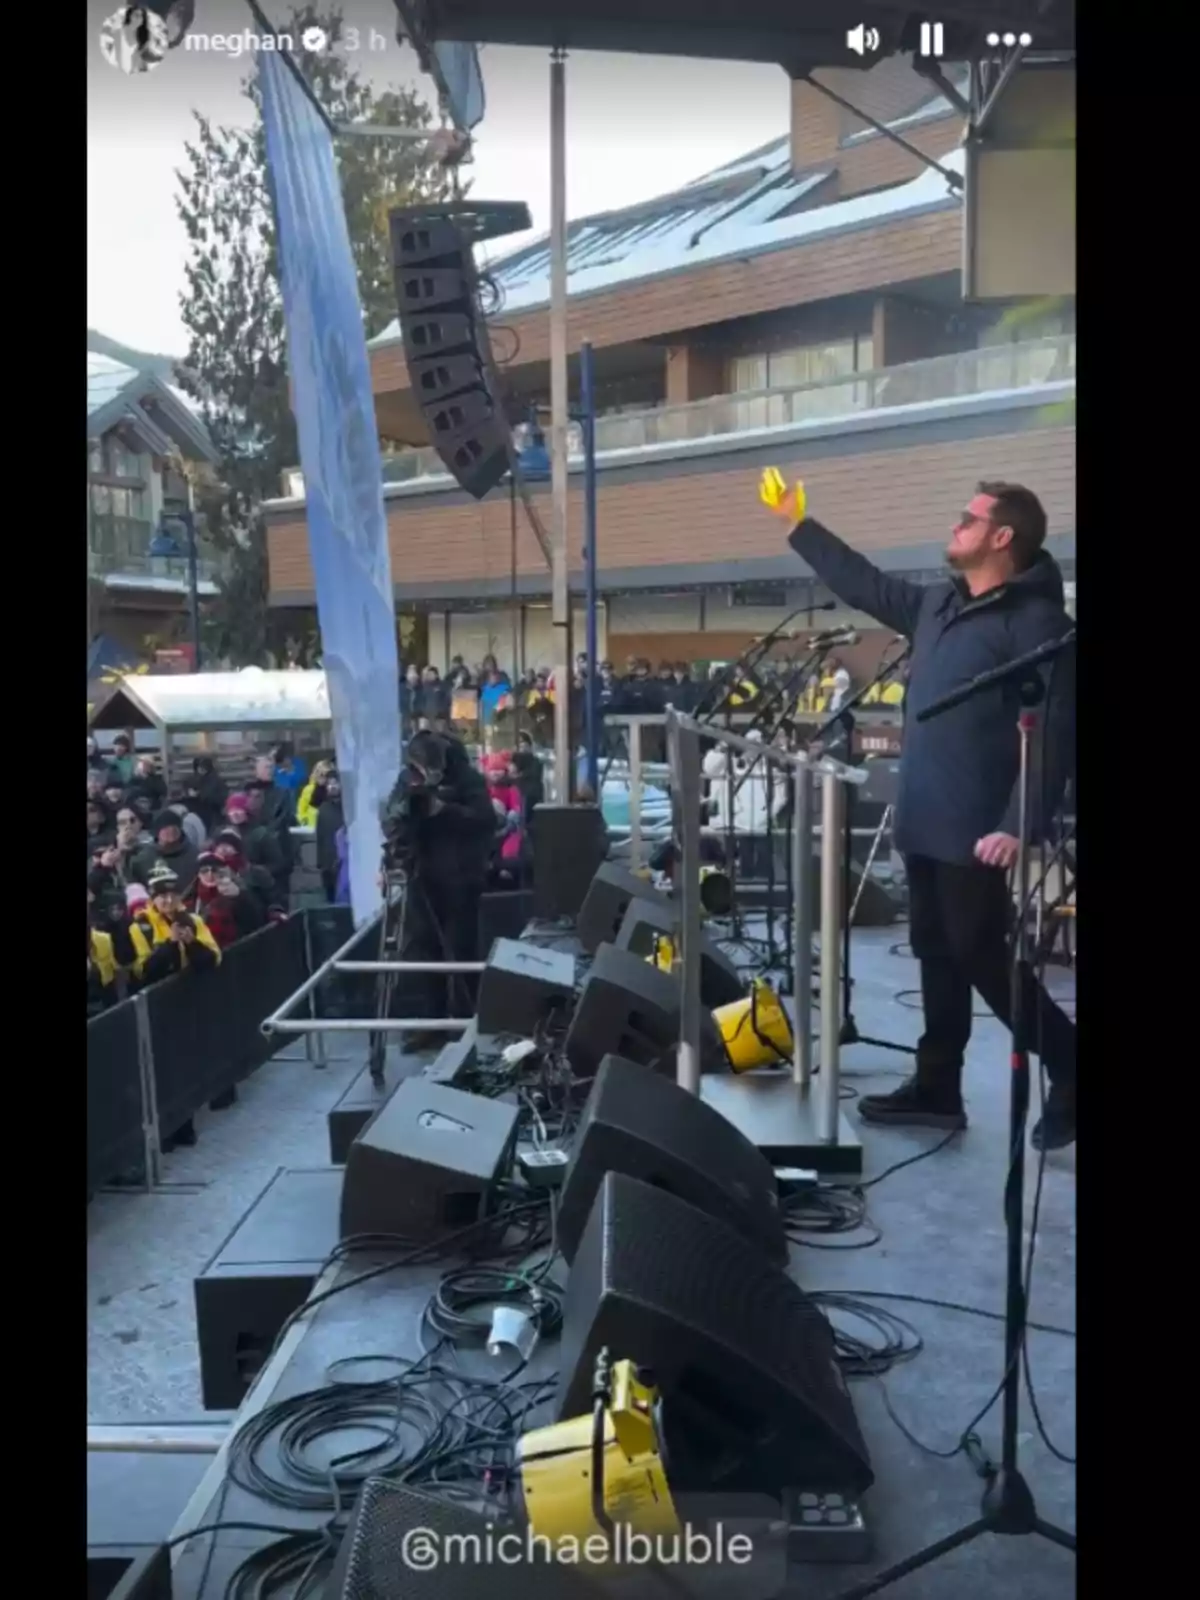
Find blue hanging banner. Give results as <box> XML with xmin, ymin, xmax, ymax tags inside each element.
<box><xmin>258</xmin><ymin>49</ymin><xmax>400</xmax><ymax>925</ymax></box>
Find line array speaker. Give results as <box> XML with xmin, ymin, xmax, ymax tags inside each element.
<box><xmin>557</xmin><ymin>1054</ymin><xmax>787</xmax><ymax>1268</ymax></box>
<box><xmin>389</xmin><ymin>211</ymin><xmax>509</xmax><ymax>500</ymax></box>
<box><xmin>556</xmin><ymin>1172</ymin><xmax>874</xmax><ymax>1498</ymax></box>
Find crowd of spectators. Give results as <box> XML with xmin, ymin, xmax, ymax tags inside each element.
<box><xmin>401</xmin><ymin>648</ymin><xmax>903</xmax><ymax>738</ymax></box>
<box><xmin>86</xmin><ymin>737</ymin><xmax>346</xmax><ymax>1019</ymax></box>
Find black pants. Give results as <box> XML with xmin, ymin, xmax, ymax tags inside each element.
<box><xmin>906</xmin><ymin>854</ymin><xmax>1075</xmax><ymax>1091</ymax></box>
<box><xmin>400</xmin><ymin>875</ymin><xmax>482</xmax><ymax>1020</ymax></box>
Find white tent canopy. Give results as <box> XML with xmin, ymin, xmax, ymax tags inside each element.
<box><xmin>90</xmin><ymin>669</ymin><xmax>332</xmax><ymax>734</ymax></box>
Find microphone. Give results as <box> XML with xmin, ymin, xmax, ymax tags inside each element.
<box><xmin>811</xmin><ymin>627</ymin><xmax>859</xmax><ymax>648</ymax></box>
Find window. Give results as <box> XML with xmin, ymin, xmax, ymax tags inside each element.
<box><xmin>88</xmin><ymin>441</ymin><xmax>104</xmax><ymax>473</ymax></box>
<box><xmin>109</xmin><ymin>439</ymin><xmax>143</xmax><ymax>480</ymax></box>
<box><xmin>730</xmin><ymin>334</ymin><xmax>873</xmax><ymax>394</ymax></box>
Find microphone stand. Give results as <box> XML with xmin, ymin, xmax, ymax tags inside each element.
<box><xmin>811</xmin><ymin>644</ymin><xmax>915</xmax><ymax>1058</ymax></box>
<box><xmin>830</xmin><ymin>630</ymin><xmax>1076</xmax><ymax>1600</ymax></box>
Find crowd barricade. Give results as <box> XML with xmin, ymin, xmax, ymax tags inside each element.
<box><xmin>86</xmin><ymin>998</ymin><xmax>145</xmax><ymax>1194</ymax></box>
<box><xmin>86</xmin><ymin>890</ymin><xmax>540</xmax><ymax>1193</ymax></box>
<box><xmin>144</xmin><ymin>918</ymin><xmax>307</xmax><ymax>1141</ymax></box>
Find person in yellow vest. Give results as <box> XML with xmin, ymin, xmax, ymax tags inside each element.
<box><xmin>135</xmin><ymin>865</ymin><xmax>221</xmax><ymax>982</ymax></box>
<box><xmin>87</xmin><ymin>887</ymin><xmax>151</xmax><ymax>1015</ymax></box>
<box><xmin>296</xmin><ymin>760</ymin><xmax>334</xmax><ymax>827</ymax></box>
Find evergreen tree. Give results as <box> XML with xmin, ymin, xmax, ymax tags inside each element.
<box><xmin>175</xmin><ymin>6</ymin><xmax>452</xmax><ymax>662</ymax></box>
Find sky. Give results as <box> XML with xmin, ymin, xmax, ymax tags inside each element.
<box><xmin>87</xmin><ymin>0</ymin><xmax>790</xmax><ymax>357</ymax></box>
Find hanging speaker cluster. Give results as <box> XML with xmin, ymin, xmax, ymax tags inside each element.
<box><xmin>389</xmin><ymin>210</ymin><xmax>511</xmax><ymax>500</ymax></box>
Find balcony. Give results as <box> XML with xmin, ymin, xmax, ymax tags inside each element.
<box><xmin>89</xmin><ymin>515</ymin><xmax>225</xmax><ymax>588</ymax></box>
<box><xmin>377</xmin><ymin>335</ymin><xmax>1076</xmax><ymax>487</ymax></box>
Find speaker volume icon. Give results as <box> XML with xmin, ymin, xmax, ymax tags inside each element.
<box><xmin>846</xmin><ymin>23</ymin><xmax>882</xmax><ymax>54</ymax></box>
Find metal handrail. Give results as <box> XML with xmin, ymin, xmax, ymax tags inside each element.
<box><xmin>375</xmin><ymin>335</ymin><xmax>1076</xmax><ymax>486</ymax></box>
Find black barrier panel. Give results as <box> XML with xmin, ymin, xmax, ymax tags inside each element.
<box><xmin>306</xmin><ymin>905</ymin><xmax>376</xmax><ymax>1019</ymax></box>
<box><xmin>220</xmin><ymin>916</ymin><xmax>308</xmax><ymax>1077</ymax></box>
<box><xmin>87</xmin><ymin>999</ymin><xmax>144</xmax><ymax>1192</ymax></box>
<box><xmin>146</xmin><ymin>918</ymin><xmax>307</xmax><ymax>1138</ymax></box>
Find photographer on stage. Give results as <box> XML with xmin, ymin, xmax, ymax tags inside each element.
<box><xmin>381</xmin><ymin>731</ymin><xmax>496</xmax><ymax>1051</ymax></box>
<box><xmin>765</xmin><ymin>473</ymin><xmax>1076</xmax><ymax>1151</ymax></box>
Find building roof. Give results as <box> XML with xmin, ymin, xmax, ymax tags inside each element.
<box><xmin>87</xmin><ymin>352</ymin><xmax>216</xmax><ymax>464</ymax></box>
<box><xmin>89</xmin><ymin>669</ymin><xmax>332</xmax><ymax>732</ymax></box>
<box><xmin>371</xmin><ymin>93</ymin><xmax>963</xmax><ymax>346</ymax></box>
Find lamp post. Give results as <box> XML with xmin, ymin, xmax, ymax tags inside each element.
<box><xmin>149</xmin><ymin>509</ymin><xmax>201</xmax><ymax>670</ymax></box>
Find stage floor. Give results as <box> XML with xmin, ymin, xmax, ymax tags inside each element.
<box><xmin>88</xmin><ymin>928</ymin><xmax>1076</xmax><ymax>1598</ymax></box>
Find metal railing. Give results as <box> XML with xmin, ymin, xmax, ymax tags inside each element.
<box><xmin>88</xmin><ymin>523</ymin><xmax>225</xmax><ymax>585</ymax></box>
<box><xmin>260</xmin><ymin>895</ymin><xmax>476</xmax><ymax>1044</ymax></box>
<box><xmin>376</xmin><ymin>335</ymin><xmax>1076</xmax><ymax>486</ymax></box>
<box><xmin>666</xmin><ymin>711</ymin><xmax>866</xmax><ymax>1147</ymax></box>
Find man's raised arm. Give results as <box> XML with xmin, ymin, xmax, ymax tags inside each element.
<box><xmin>762</xmin><ymin>471</ymin><xmax>926</xmax><ymax>640</ymax></box>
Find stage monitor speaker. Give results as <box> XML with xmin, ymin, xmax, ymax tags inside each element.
<box><xmin>614</xmin><ymin>896</ymin><xmax>744</xmax><ymax>1010</ymax></box>
<box><xmin>530</xmin><ymin>804</ymin><xmax>609</xmax><ymax>921</ymax></box>
<box><xmin>91</xmin><ymin>1545</ymin><xmax>172</xmax><ymax>1600</ymax></box>
<box><xmin>564</xmin><ymin>942</ymin><xmax>726</xmax><ymax>1080</ymax></box>
<box><xmin>340</xmin><ymin>1079</ymin><xmax>519</xmax><ymax>1244</ymax></box>
<box><xmin>558</xmin><ymin>1054</ymin><xmax>787</xmax><ymax>1269</ymax></box>
<box><xmin>847</xmin><ymin>864</ymin><xmax>903</xmax><ymax>927</ymax></box>
<box><xmin>475</xmin><ymin>938</ymin><xmax>575</xmax><ymax>1038</ymax></box>
<box><xmin>329</xmin><ymin>1479</ymin><xmax>602</xmax><ymax>1598</ymax></box>
<box><xmin>575</xmin><ymin>861</ymin><xmax>662</xmax><ymax>953</ymax></box>
<box><xmin>557</xmin><ymin>1173</ymin><xmax>873</xmax><ymax>1498</ymax></box>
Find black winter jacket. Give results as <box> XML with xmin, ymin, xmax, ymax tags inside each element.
<box><xmin>788</xmin><ymin>519</ymin><xmax>1075</xmax><ymax>865</ymax></box>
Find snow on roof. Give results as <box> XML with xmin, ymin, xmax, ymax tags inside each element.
<box><xmin>370</xmin><ymin>142</ymin><xmax>963</xmax><ymax>345</ymax></box>
<box><xmin>104</xmin><ymin>669</ymin><xmax>332</xmax><ymax>731</ymax></box>
<box><xmin>88</xmin><ymin>353</ymin><xmax>139</xmax><ymax>415</ymax></box>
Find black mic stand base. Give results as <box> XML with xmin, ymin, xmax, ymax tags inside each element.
<box><xmin>838</xmin><ymin>1014</ymin><xmax>916</xmax><ymax>1056</ymax></box>
<box><xmin>833</xmin><ymin>1471</ymin><xmax>1075</xmax><ymax>1600</ymax></box>
<box><xmin>834</xmin><ymin>661</ymin><xmax>1078</xmax><ymax>1600</ymax></box>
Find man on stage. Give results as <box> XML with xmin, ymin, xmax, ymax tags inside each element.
<box><xmin>765</xmin><ymin>475</ymin><xmax>1076</xmax><ymax>1150</ymax></box>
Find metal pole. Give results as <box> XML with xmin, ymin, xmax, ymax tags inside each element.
<box><xmin>88</xmin><ymin>1427</ymin><xmax>225</xmax><ymax>1455</ymax></box>
<box><xmin>792</xmin><ymin>765</ymin><xmax>814</xmax><ymax>1087</ymax></box>
<box><xmin>581</xmin><ymin>339</ymin><xmax>599</xmax><ymax>795</ymax></box>
<box><xmin>133</xmin><ymin>991</ymin><xmax>162</xmax><ymax>1191</ymax></box>
<box><xmin>301</xmin><ymin>911</ymin><xmax>325</xmax><ymax>1066</ymax></box>
<box><xmin>509</xmin><ymin>472</ymin><xmax>520</xmax><ymax>712</ymax></box>
<box><xmin>185</xmin><ymin>506</ymin><xmax>201</xmax><ymax>671</ymax></box>
<box><xmin>628</xmin><ymin>720</ymin><xmax>643</xmax><ymax>871</ymax></box>
<box><xmin>549</xmin><ymin>48</ymin><xmax>572</xmax><ymax>803</ymax></box>
<box><xmin>335</xmin><ymin>961</ymin><xmax>486</xmax><ymax>974</ymax></box>
<box><xmin>266</xmin><ymin>1017</ymin><xmax>469</xmax><ymax>1034</ymax></box>
<box><xmin>819</xmin><ymin>773</ymin><xmax>845</xmax><ymax>1143</ymax></box>
<box><xmin>669</xmin><ymin>712</ymin><xmax>704</xmax><ymax>1096</ymax></box>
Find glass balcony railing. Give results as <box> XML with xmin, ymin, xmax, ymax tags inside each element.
<box><xmin>88</xmin><ymin>515</ymin><xmax>225</xmax><ymax>585</ymax></box>
<box><xmin>377</xmin><ymin>334</ymin><xmax>1076</xmax><ymax>487</ymax></box>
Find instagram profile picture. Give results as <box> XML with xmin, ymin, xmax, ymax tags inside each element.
<box><xmin>99</xmin><ymin>7</ymin><xmax>170</xmax><ymax>74</ymax></box>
